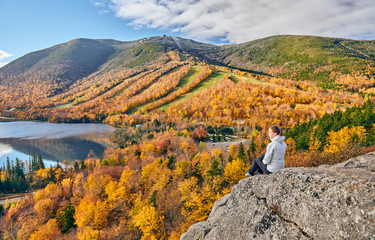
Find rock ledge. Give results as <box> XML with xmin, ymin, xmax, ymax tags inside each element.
<box><xmin>181</xmin><ymin>152</ymin><xmax>375</xmax><ymax>240</ymax></box>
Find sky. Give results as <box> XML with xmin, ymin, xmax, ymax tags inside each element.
<box><xmin>1</xmin><ymin>0</ymin><xmax>374</xmax><ymax>67</ymax></box>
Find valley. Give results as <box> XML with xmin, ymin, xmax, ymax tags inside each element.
<box><xmin>0</xmin><ymin>35</ymin><xmax>374</xmax><ymax>240</ymax></box>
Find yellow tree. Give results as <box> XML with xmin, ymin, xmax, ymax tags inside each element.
<box><xmin>29</xmin><ymin>219</ymin><xmax>62</xmax><ymax>240</ymax></box>
<box><xmin>224</xmin><ymin>158</ymin><xmax>248</xmax><ymax>184</ymax></box>
<box><xmin>77</xmin><ymin>227</ymin><xmax>100</xmax><ymax>240</ymax></box>
<box><xmin>325</xmin><ymin>126</ymin><xmax>367</xmax><ymax>153</ymax></box>
<box><xmin>131</xmin><ymin>197</ymin><xmax>165</xmax><ymax>240</ymax></box>
<box><xmin>74</xmin><ymin>197</ymin><xmax>110</xmax><ymax>230</ymax></box>
<box><xmin>141</xmin><ymin>158</ymin><xmax>173</xmax><ymax>192</ymax></box>
<box><xmin>84</xmin><ymin>174</ymin><xmax>113</xmax><ymax>198</ymax></box>
<box><xmin>33</xmin><ymin>198</ymin><xmax>55</xmax><ymax>219</ymax></box>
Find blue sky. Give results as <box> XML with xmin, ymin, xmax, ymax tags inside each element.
<box><xmin>0</xmin><ymin>0</ymin><xmax>168</xmax><ymax>65</ymax></box>
<box><xmin>1</xmin><ymin>0</ymin><xmax>374</xmax><ymax>67</ymax></box>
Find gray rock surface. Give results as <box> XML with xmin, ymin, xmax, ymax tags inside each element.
<box><xmin>181</xmin><ymin>152</ymin><xmax>375</xmax><ymax>240</ymax></box>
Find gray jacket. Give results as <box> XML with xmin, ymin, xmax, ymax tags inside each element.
<box><xmin>262</xmin><ymin>135</ymin><xmax>287</xmax><ymax>172</ymax></box>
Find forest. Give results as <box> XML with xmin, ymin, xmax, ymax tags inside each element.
<box><xmin>1</xmin><ymin>99</ymin><xmax>375</xmax><ymax>239</ymax></box>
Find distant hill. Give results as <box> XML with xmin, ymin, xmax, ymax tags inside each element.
<box><xmin>217</xmin><ymin>35</ymin><xmax>375</xmax><ymax>87</ymax></box>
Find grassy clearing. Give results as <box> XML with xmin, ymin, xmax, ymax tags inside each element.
<box><xmin>111</xmin><ymin>85</ymin><xmax>131</xmax><ymax>99</ymax></box>
<box><xmin>53</xmin><ymin>102</ymin><xmax>73</xmax><ymax>109</ymax></box>
<box><xmin>189</xmin><ymin>70</ymin><xmax>226</xmax><ymax>94</ymax></box>
<box><xmin>175</xmin><ymin>65</ymin><xmax>201</xmax><ymax>88</ymax></box>
<box><xmin>231</xmin><ymin>74</ymin><xmax>258</xmax><ymax>83</ymax></box>
<box><xmin>126</xmin><ymin>105</ymin><xmax>143</xmax><ymax>115</ymax></box>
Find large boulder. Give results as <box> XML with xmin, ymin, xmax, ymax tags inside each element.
<box><xmin>181</xmin><ymin>152</ymin><xmax>375</xmax><ymax>240</ymax></box>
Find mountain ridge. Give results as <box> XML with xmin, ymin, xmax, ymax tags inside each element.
<box><xmin>1</xmin><ymin>35</ymin><xmax>374</xmax><ymax>86</ymax></box>
<box><xmin>0</xmin><ymin>35</ymin><xmax>374</xmax><ymax>124</ymax></box>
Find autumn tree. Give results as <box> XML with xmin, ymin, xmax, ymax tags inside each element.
<box><xmin>325</xmin><ymin>126</ymin><xmax>367</xmax><ymax>153</ymax></box>
<box><xmin>28</xmin><ymin>219</ymin><xmax>61</xmax><ymax>239</ymax></box>
<box><xmin>131</xmin><ymin>203</ymin><xmax>165</xmax><ymax>240</ymax></box>
<box><xmin>223</xmin><ymin>158</ymin><xmax>248</xmax><ymax>184</ymax></box>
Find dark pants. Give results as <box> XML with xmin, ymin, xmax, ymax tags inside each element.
<box><xmin>247</xmin><ymin>153</ymin><xmax>272</xmax><ymax>175</ymax></box>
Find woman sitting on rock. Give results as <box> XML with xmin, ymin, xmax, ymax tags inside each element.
<box><xmin>245</xmin><ymin>126</ymin><xmax>287</xmax><ymax>176</ymax></box>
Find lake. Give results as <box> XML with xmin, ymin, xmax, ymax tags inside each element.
<box><xmin>0</xmin><ymin>121</ymin><xmax>116</xmax><ymax>168</ymax></box>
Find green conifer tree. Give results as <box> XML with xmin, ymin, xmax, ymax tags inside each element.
<box><xmin>237</xmin><ymin>142</ymin><xmax>246</xmax><ymax>161</ymax></box>
<box><xmin>206</xmin><ymin>159</ymin><xmax>222</xmax><ymax>177</ymax></box>
<box><xmin>38</xmin><ymin>154</ymin><xmax>45</xmax><ymax>169</ymax></box>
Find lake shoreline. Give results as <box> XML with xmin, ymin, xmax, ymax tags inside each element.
<box><xmin>0</xmin><ymin>121</ymin><xmax>116</xmax><ymax>165</ymax></box>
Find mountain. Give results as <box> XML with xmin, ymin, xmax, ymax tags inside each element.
<box><xmin>0</xmin><ymin>39</ymin><xmax>116</xmax><ymax>87</ymax></box>
<box><xmin>2</xmin><ymin>35</ymin><xmax>374</xmax><ymax>87</ymax></box>
<box><xmin>181</xmin><ymin>151</ymin><xmax>375</xmax><ymax>239</ymax></box>
<box><xmin>0</xmin><ymin>35</ymin><xmax>374</xmax><ymax>124</ymax></box>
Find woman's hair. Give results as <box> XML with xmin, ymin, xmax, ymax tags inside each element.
<box><xmin>270</xmin><ymin>125</ymin><xmax>283</xmax><ymax>136</ymax></box>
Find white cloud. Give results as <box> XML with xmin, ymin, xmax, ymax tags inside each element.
<box><xmin>91</xmin><ymin>0</ymin><xmax>108</xmax><ymax>7</ymax></box>
<box><xmin>92</xmin><ymin>1</ymin><xmax>112</xmax><ymax>15</ymax></box>
<box><xmin>0</xmin><ymin>50</ymin><xmax>12</xmax><ymax>68</ymax></box>
<box><xmin>0</xmin><ymin>50</ymin><xmax>12</xmax><ymax>61</ymax></box>
<box><xmin>108</xmin><ymin>0</ymin><xmax>375</xmax><ymax>43</ymax></box>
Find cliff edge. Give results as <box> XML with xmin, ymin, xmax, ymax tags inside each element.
<box><xmin>181</xmin><ymin>152</ymin><xmax>375</xmax><ymax>240</ymax></box>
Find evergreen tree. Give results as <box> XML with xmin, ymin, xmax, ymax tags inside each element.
<box><xmin>218</xmin><ymin>153</ymin><xmax>224</xmax><ymax>167</ymax></box>
<box><xmin>80</xmin><ymin>160</ymin><xmax>86</xmax><ymax>170</ymax></box>
<box><xmin>206</xmin><ymin>159</ymin><xmax>222</xmax><ymax>176</ymax></box>
<box><xmin>148</xmin><ymin>190</ymin><xmax>158</xmax><ymax>207</ymax></box>
<box><xmin>237</xmin><ymin>142</ymin><xmax>246</xmax><ymax>161</ymax></box>
<box><xmin>38</xmin><ymin>154</ymin><xmax>45</xmax><ymax>169</ymax></box>
<box><xmin>15</xmin><ymin>158</ymin><xmax>25</xmax><ymax>180</ymax></box>
<box><xmin>10</xmin><ymin>160</ymin><xmax>14</xmax><ymax>175</ymax></box>
<box><xmin>47</xmin><ymin>168</ymin><xmax>56</xmax><ymax>183</ymax></box>
<box><xmin>166</xmin><ymin>155</ymin><xmax>176</xmax><ymax>170</ymax></box>
<box><xmin>218</xmin><ymin>127</ymin><xmax>234</xmax><ymax>136</ymax></box>
<box><xmin>31</xmin><ymin>153</ymin><xmax>38</xmax><ymax>171</ymax></box>
<box><xmin>6</xmin><ymin>157</ymin><xmax>11</xmax><ymax>174</ymax></box>
<box><xmin>73</xmin><ymin>161</ymin><xmax>80</xmax><ymax>172</ymax></box>
<box><xmin>0</xmin><ymin>203</ymin><xmax>4</xmax><ymax>216</ymax></box>
<box><xmin>250</xmin><ymin>138</ymin><xmax>256</xmax><ymax>152</ymax></box>
<box><xmin>99</xmin><ymin>152</ymin><xmax>103</xmax><ymax>164</ymax></box>
<box><xmin>362</xmin><ymin>100</ymin><xmax>375</xmax><ymax>131</ymax></box>
<box><xmin>27</xmin><ymin>158</ymin><xmax>33</xmax><ymax>182</ymax></box>
<box><xmin>57</xmin><ymin>202</ymin><xmax>76</xmax><ymax>234</ymax></box>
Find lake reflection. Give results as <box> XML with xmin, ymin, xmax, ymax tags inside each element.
<box><xmin>0</xmin><ymin>121</ymin><xmax>116</xmax><ymax>167</ymax></box>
